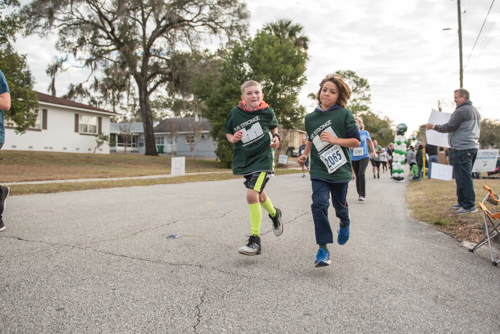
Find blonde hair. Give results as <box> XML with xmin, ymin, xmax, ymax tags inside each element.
<box><xmin>355</xmin><ymin>116</ymin><xmax>364</xmax><ymax>130</ymax></box>
<box><xmin>241</xmin><ymin>80</ymin><xmax>262</xmax><ymax>94</ymax></box>
<box><xmin>316</xmin><ymin>74</ymin><xmax>351</xmax><ymax>108</ymax></box>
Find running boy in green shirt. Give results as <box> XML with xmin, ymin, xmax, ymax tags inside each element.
<box><xmin>223</xmin><ymin>80</ymin><xmax>283</xmax><ymax>256</ymax></box>
<box><xmin>298</xmin><ymin>74</ymin><xmax>360</xmax><ymax>267</ymax></box>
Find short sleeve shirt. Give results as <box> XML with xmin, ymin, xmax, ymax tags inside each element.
<box><xmin>304</xmin><ymin>107</ymin><xmax>357</xmax><ymax>182</ymax></box>
<box><xmin>350</xmin><ymin>129</ymin><xmax>371</xmax><ymax>161</ymax></box>
<box><xmin>223</xmin><ymin>106</ymin><xmax>278</xmax><ymax>175</ymax></box>
<box><xmin>0</xmin><ymin>69</ymin><xmax>10</xmax><ymax>144</ymax></box>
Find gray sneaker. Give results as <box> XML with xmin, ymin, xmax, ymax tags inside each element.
<box><xmin>454</xmin><ymin>207</ymin><xmax>478</xmax><ymax>215</ymax></box>
<box><xmin>238</xmin><ymin>236</ymin><xmax>261</xmax><ymax>256</ymax></box>
<box><xmin>451</xmin><ymin>203</ymin><xmax>461</xmax><ymax>209</ymax></box>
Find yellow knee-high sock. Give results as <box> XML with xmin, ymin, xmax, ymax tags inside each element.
<box><xmin>260</xmin><ymin>197</ymin><xmax>277</xmax><ymax>218</ymax></box>
<box><xmin>249</xmin><ymin>203</ymin><xmax>261</xmax><ymax>236</ymax></box>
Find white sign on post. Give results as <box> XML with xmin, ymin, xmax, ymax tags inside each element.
<box><xmin>171</xmin><ymin>157</ymin><xmax>185</xmax><ymax>176</ymax></box>
<box><xmin>278</xmin><ymin>155</ymin><xmax>288</xmax><ymax>164</ymax></box>
<box><xmin>426</xmin><ymin>109</ymin><xmax>452</xmax><ymax>148</ymax></box>
<box><xmin>472</xmin><ymin>149</ymin><xmax>499</xmax><ymax>172</ymax></box>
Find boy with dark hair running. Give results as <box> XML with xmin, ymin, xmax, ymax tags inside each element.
<box><xmin>223</xmin><ymin>80</ymin><xmax>283</xmax><ymax>256</ymax></box>
<box><xmin>298</xmin><ymin>74</ymin><xmax>360</xmax><ymax>267</ymax></box>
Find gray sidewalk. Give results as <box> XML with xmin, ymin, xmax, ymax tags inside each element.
<box><xmin>1</xmin><ymin>172</ymin><xmax>499</xmax><ymax>333</ymax></box>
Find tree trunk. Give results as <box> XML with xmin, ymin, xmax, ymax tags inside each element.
<box><xmin>135</xmin><ymin>73</ymin><xmax>157</xmax><ymax>156</ymax></box>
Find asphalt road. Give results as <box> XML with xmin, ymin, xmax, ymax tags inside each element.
<box><xmin>1</xmin><ymin>171</ymin><xmax>499</xmax><ymax>333</ymax></box>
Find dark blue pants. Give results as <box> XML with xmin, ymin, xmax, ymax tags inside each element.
<box><xmin>451</xmin><ymin>149</ymin><xmax>477</xmax><ymax>210</ymax></box>
<box><xmin>311</xmin><ymin>180</ymin><xmax>350</xmax><ymax>244</ymax></box>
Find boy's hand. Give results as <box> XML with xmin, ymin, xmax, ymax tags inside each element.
<box><xmin>320</xmin><ymin>131</ymin><xmax>338</xmax><ymax>145</ymax></box>
<box><xmin>232</xmin><ymin>130</ymin><xmax>243</xmax><ymax>143</ymax></box>
<box><xmin>297</xmin><ymin>155</ymin><xmax>306</xmax><ymax>167</ymax></box>
<box><xmin>270</xmin><ymin>137</ymin><xmax>279</xmax><ymax>149</ymax></box>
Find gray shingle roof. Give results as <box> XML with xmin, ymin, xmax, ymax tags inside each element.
<box><xmin>154</xmin><ymin>117</ymin><xmax>211</xmax><ymax>133</ymax></box>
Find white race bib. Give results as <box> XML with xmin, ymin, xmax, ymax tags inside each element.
<box><xmin>352</xmin><ymin>147</ymin><xmax>364</xmax><ymax>157</ymax></box>
<box><xmin>320</xmin><ymin>145</ymin><xmax>347</xmax><ymax>174</ymax></box>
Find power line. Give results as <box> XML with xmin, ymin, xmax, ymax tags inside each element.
<box><xmin>465</xmin><ymin>0</ymin><xmax>496</xmax><ymax>67</ymax></box>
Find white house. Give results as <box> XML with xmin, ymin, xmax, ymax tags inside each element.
<box><xmin>110</xmin><ymin>117</ymin><xmax>215</xmax><ymax>157</ymax></box>
<box><xmin>3</xmin><ymin>92</ymin><xmax>117</xmax><ymax>154</ymax></box>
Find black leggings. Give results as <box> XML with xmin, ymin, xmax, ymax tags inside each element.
<box><xmin>352</xmin><ymin>158</ymin><xmax>369</xmax><ymax>197</ymax></box>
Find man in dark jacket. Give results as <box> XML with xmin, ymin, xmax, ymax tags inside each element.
<box><xmin>427</xmin><ymin>88</ymin><xmax>480</xmax><ymax>215</ymax></box>
<box><xmin>425</xmin><ymin>143</ymin><xmax>438</xmax><ymax>178</ymax></box>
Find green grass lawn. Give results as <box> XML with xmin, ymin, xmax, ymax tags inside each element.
<box><xmin>0</xmin><ymin>150</ymin><xmax>223</xmax><ymax>182</ymax></box>
<box><xmin>0</xmin><ymin>150</ymin><xmax>301</xmax><ymax>195</ymax></box>
<box><xmin>406</xmin><ymin>178</ymin><xmax>500</xmax><ymax>244</ymax></box>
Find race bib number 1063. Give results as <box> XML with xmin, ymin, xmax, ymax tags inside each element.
<box><xmin>320</xmin><ymin>145</ymin><xmax>347</xmax><ymax>174</ymax></box>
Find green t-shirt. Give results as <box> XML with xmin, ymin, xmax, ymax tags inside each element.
<box><xmin>223</xmin><ymin>106</ymin><xmax>278</xmax><ymax>175</ymax></box>
<box><xmin>374</xmin><ymin>145</ymin><xmax>383</xmax><ymax>161</ymax></box>
<box><xmin>304</xmin><ymin>107</ymin><xmax>357</xmax><ymax>182</ymax></box>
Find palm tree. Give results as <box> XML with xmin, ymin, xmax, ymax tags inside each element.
<box><xmin>262</xmin><ymin>19</ymin><xmax>309</xmax><ymax>51</ymax></box>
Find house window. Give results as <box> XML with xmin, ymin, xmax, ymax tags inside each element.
<box><xmin>5</xmin><ymin>109</ymin><xmax>42</xmax><ymax>129</ymax></box>
<box><xmin>138</xmin><ymin>137</ymin><xmax>144</xmax><ymax>147</ymax></box>
<box><xmin>155</xmin><ymin>136</ymin><xmax>164</xmax><ymax>145</ymax></box>
<box><xmin>185</xmin><ymin>135</ymin><xmax>196</xmax><ymax>144</ymax></box>
<box><xmin>79</xmin><ymin>115</ymin><xmax>97</xmax><ymax>134</ymax></box>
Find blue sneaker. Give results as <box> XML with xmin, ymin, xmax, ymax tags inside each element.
<box><xmin>314</xmin><ymin>248</ymin><xmax>331</xmax><ymax>267</ymax></box>
<box><xmin>337</xmin><ymin>224</ymin><xmax>350</xmax><ymax>245</ymax></box>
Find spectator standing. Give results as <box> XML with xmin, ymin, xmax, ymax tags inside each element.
<box><xmin>425</xmin><ymin>143</ymin><xmax>439</xmax><ymax>178</ymax></box>
<box><xmin>416</xmin><ymin>144</ymin><xmax>424</xmax><ymax>179</ymax></box>
<box><xmin>427</xmin><ymin>88</ymin><xmax>481</xmax><ymax>215</ymax></box>
<box><xmin>0</xmin><ymin>69</ymin><xmax>11</xmax><ymax>231</ymax></box>
<box><xmin>387</xmin><ymin>143</ymin><xmax>394</xmax><ymax>176</ymax></box>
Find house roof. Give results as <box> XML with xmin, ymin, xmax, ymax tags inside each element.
<box><xmin>154</xmin><ymin>117</ymin><xmax>211</xmax><ymax>133</ymax></box>
<box><xmin>110</xmin><ymin>122</ymin><xmax>145</xmax><ymax>134</ymax></box>
<box><xmin>37</xmin><ymin>92</ymin><xmax>118</xmax><ymax>115</ymax></box>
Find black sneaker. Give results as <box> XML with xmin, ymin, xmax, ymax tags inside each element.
<box><xmin>377</xmin><ymin>173</ymin><xmax>380</xmax><ymax>179</ymax></box>
<box><xmin>270</xmin><ymin>207</ymin><xmax>283</xmax><ymax>237</ymax></box>
<box><xmin>238</xmin><ymin>236</ymin><xmax>261</xmax><ymax>256</ymax></box>
<box><xmin>0</xmin><ymin>186</ymin><xmax>10</xmax><ymax>216</ymax></box>
<box><xmin>0</xmin><ymin>218</ymin><xmax>5</xmax><ymax>232</ymax></box>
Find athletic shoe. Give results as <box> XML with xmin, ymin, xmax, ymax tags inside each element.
<box><xmin>337</xmin><ymin>224</ymin><xmax>350</xmax><ymax>245</ymax></box>
<box><xmin>451</xmin><ymin>203</ymin><xmax>461</xmax><ymax>209</ymax></box>
<box><xmin>358</xmin><ymin>196</ymin><xmax>365</xmax><ymax>201</ymax></box>
<box><xmin>373</xmin><ymin>174</ymin><xmax>376</xmax><ymax>179</ymax></box>
<box><xmin>270</xmin><ymin>208</ymin><xmax>283</xmax><ymax>236</ymax></box>
<box><xmin>377</xmin><ymin>173</ymin><xmax>380</xmax><ymax>179</ymax></box>
<box><xmin>454</xmin><ymin>207</ymin><xmax>478</xmax><ymax>215</ymax></box>
<box><xmin>0</xmin><ymin>218</ymin><xmax>5</xmax><ymax>232</ymax></box>
<box><xmin>302</xmin><ymin>174</ymin><xmax>306</xmax><ymax>178</ymax></box>
<box><xmin>0</xmin><ymin>186</ymin><xmax>10</xmax><ymax>216</ymax></box>
<box><xmin>238</xmin><ymin>236</ymin><xmax>261</xmax><ymax>256</ymax></box>
<box><xmin>314</xmin><ymin>248</ymin><xmax>331</xmax><ymax>267</ymax></box>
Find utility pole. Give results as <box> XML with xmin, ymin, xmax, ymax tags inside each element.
<box><xmin>457</xmin><ymin>0</ymin><xmax>464</xmax><ymax>88</ymax></box>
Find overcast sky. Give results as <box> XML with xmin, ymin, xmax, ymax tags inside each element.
<box><xmin>12</xmin><ymin>0</ymin><xmax>500</xmax><ymax>134</ymax></box>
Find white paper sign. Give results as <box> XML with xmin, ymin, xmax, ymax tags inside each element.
<box><xmin>278</xmin><ymin>155</ymin><xmax>288</xmax><ymax>164</ymax></box>
<box><xmin>426</xmin><ymin>109</ymin><xmax>452</xmax><ymax>148</ymax></box>
<box><xmin>472</xmin><ymin>149</ymin><xmax>499</xmax><ymax>172</ymax></box>
<box><xmin>430</xmin><ymin>162</ymin><xmax>453</xmax><ymax>181</ymax></box>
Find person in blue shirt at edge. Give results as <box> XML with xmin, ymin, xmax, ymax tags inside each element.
<box><xmin>298</xmin><ymin>74</ymin><xmax>360</xmax><ymax>267</ymax></box>
<box><xmin>349</xmin><ymin>116</ymin><xmax>376</xmax><ymax>202</ymax></box>
<box><xmin>0</xmin><ymin>69</ymin><xmax>12</xmax><ymax>232</ymax></box>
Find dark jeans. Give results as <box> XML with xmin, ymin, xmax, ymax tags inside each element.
<box><xmin>451</xmin><ymin>149</ymin><xmax>477</xmax><ymax>210</ymax></box>
<box><xmin>311</xmin><ymin>180</ymin><xmax>349</xmax><ymax>245</ymax></box>
<box><xmin>352</xmin><ymin>158</ymin><xmax>369</xmax><ymax>197</ymax></box>
<box><xmin>428</xmin><ymin>155</ymin><xmax>439</xmax><ymax>178</ymax></box>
